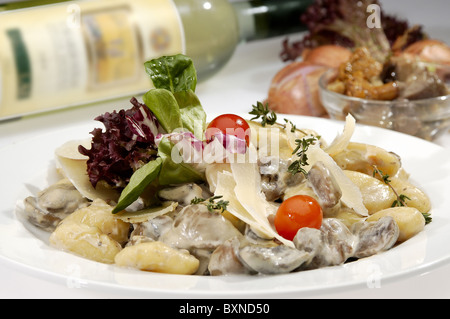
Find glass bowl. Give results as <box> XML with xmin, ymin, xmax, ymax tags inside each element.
<box><xmin>318</xmin><ymin>68</ymin><xmax>450</xmax><ymax>141</ymax></box>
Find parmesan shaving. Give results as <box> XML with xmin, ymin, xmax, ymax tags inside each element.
<box><xmin>56</xmin><ymin>155</ymin><xmax>120</xmax><ymax>202</ymax></box>
<box><xmin>55</xmin><ymin>139</ymin><xmax>120</xmax><ymax>202</ymax></box>
<box><xmin>215</xmin><ymin>171</ymin><xmax>266</xmax><ymax>234</ymax></box>
<box><xmin>284</xmin><ymin>120</ymin><xmax>299</xmax><ymax>152</ymax></box>
<box><xmin>325</xmin><ymin>114</ymin><xmax>356</xmax><ymax>156</ymax></box>
<box><xmin>55</xmin><ymin>139</ymin><xmax>90</xmax><ymax>160</ymax></box>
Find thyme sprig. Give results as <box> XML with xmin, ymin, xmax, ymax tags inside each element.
<box><xmin>372</xmin><ymin>165</ymin><xmax>432</xmax><ymax>224</ymax></box>
<box><xmin>283</xmin><ymin>118</ymin><xmax>297</xmax><ymax>132</ymax></box>
<box><xmin>288</xmin><ymin>136</ymin><xmax>319</xmax><ymax>177</ymax></box>
<box><xmin>391</xmin><ymin>194</ymin><xmax>411</xmax><ymax>208</ymax></box>
<box><xmin>249</xmin><ymin>101</ymin><xmax>277</xmax><ymax>127</ymax></box>
<box><xmin>191</xmin><ymin>195</ymin><xmax>229</xmax><ymax>213</ymax></box>
<box><xmin>372</xmin><ymin>166</ymin><xmax>408</xmax><ymax>206</ymax></box>
<box><xmin>249</xmin><ymin>103</ymin><xmax>320</xmax><ymax>177</ymax></box>
<box><xmin>249</xmin><ymin>102</ymin><xmax>312</xmax><ymax>135</ymax></box>
<box><xmin>422</xmin><ymin>212</ymin><xmax>433</xmax><ymax>225</ymax></box>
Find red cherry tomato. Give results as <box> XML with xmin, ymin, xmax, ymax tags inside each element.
<box><xmin>205</xmin><ymin>114</ymin><xmax>250</xmax><ymax>146</ymax></box>
<box><xmin>274</xmin><ymin>195</ymin><xmax>323</xmax><ymax>241</ymax></box>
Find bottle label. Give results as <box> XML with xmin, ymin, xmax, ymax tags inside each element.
<box><xmin>0</xmin><ymin>0</ymin><xmax>184</xmax><ymax>119</ymax></box>
<box><xmin>5</xmin><ymin>29</ymin><xmax>32</xmax><ymax>100</ymax></box>
<box><xmin>82</xmin><ymin>5</ymin><xmax>142</xmax><ymax>89</ymax></box>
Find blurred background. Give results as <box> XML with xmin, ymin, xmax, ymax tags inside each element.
<box><xmin>1</xmin><ymin>0</ymin><xmax>449</xmax><ymax>123</ymax></box>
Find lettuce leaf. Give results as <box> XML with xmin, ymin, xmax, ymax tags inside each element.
<box><xmin>143</xmin><ymin>88</ymin><xmax>183</xmax><ymax>133</ymax></box>
<box><xmin>143</xmin><ymin>55</ymin><xmax>206</xmax><ymax>135</ymax></box>
<box><xmin>112</xmin><ymin>157</ymin><xmax>163</xmax><ymax>214</ymax></box>
<box><xmin>144</xmin><ymin>54</ymin><xmax>197</xmax><ymax>93</ymax></box>
<box><xmin>175</xmin><ymin>90</ymin><xmax>206</xmax><ymax>139</ymax></box>
<box><xmin>157</xmin><ymin>136</ymin><xmax>205</xmax><ymax>186</ymax></box>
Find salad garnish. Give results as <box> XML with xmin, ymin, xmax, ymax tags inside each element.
<box><xmin>108</xmin><ymin>54</ymin><xmax>206</xmax><ymax>213</ymax></box>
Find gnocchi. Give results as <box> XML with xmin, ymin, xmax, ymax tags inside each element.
<box><xmin>49</xmin><ymin>222</ymin><xmax>122</xmax><ymax>264</ymax></box>
<box><xmin>389</xmin><ymin>177</ymin><xmax>431</xmax><ymax>213</ymax></box>
<box><xmin>344</xmin><ymin>170</ymin><xmax>397</xmax><ymax>215</ymax></box>
<box><xmin>333</xmin><ymin>142</ymin><xmax>402</xmax><ymax>178</ymax></box>
<box><xmin>61</xmin><ymin>199</ymin><xmax>130</xmax><ymax>244</ymax></box>
<box><xmin>115</xmin><ymin>241</ymin><xmax>200</xmax><ymax>275</ymax></box>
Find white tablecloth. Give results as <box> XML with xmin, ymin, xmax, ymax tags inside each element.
<box><xmin>1</xmin><ymin>0</ymin><xmax>449</xmax><ymax>299</ymax></box>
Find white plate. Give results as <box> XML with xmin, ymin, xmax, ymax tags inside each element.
<box><xmin>1</xmin><ymin>115</ymin><xmax>450</xmax><ymax>298</ymax></box>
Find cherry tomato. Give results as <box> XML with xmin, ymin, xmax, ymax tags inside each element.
<box><xmin>274</xmin><ymin>195</ymin><xmax>323</xmax><ymax>241</ymax></box>
<box><xmin>205</xmin><ymin>114</ymin><xmax>250</xmax><ymax>146</ymax></box>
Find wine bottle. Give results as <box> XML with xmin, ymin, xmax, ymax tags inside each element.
<box><xmin>0</xmin><ymin>0</ymin><xmax>311</xmax><ymax>120</ymax></box>
<box><xmin>232</xmin><ymin>0</ymin><xmax>312</xmax><ymax>41</ymax></box>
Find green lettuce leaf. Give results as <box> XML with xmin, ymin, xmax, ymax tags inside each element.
<box><xmin>157</xmin><ymin>136</ymin><xmax>205</xmax><ymax>186</ymax></box>
<box><xmin>143</xmin><ymin>89</ymin><xmax>183</xmax><ymax>133</ymax></box>
<box><xmin>112</xmin><ymin>157</ymin><xmax>163</xmax><ymax>214</ymax></box>
<box><xmin>175</xmin><ymin>90</ymin><xmax>206</xmax><ymax>139</ymax></box>
<box><xmin>144</xmin><ymin>54</ymin><xmax>197</xmax><ymax>93</ymax></box>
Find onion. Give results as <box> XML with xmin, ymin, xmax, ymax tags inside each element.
<box><xmin>403</xmin><ymin>39</ymin><xmax>450</xmax><ymax>65</ymax></box>
<box><xmin>266</xmin><ymin>62</ymin><xmax>329</xmax><ymax>117</ymax></box>
<box><xmin>266</xmin><ymin>45</ymin><xmax>352</xmax><ymax>117</ymax></box>
<box><xmin>302</xmin><ymin>45</ymin><xmax>352</xmax><ymax>68</ymax></box>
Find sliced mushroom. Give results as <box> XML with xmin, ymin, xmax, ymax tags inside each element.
<box><xmin>320</xmin><ymin>218</ymin><xmax>356</xmax><ymax>263</ymax></box>
<box><xmin>157</xmin><ymin>183</ymin><xmax>205</xmax><ymax>206</ymax></box>
<box><xmin>130</xmin><ymin>215</ymin><xmax>174</xmax><ymax>241</ymax></box>
<box><xmin>238</xmin><ymin>244</ymin><xmax>310</xmax><ymax>274</ymax></box>
<box><xmin>159</xmin><ymin>204</ymin><xmax>243</xmax><ymax>251</ymax></box>
<box><xmin>294</xmin><ymin>218</ymin><xmax>356</xmax><ymax>269</ymax></box>
<box><xmin>351</xmin><ymin>216</ymin><xmax>399</xmax><ymax>258</ymax></box>
<box><xmin>308</xmin><ymin>161</ymin><xmax>342</xmax><ymax>209</ymax></box>
<box><xmin>292</xmin><ymin>227</ymin><xmax>323</xmax><ymax>267</ymax></box>
<box><xmin>259</xmin><ymin>156</ymin><xmax>304</xmax><ymax>201</ymax></box>
<box><xmin>208</xmin><ymin>237</ymin><xmax>251</xmax><ymax>276</ymax></box>
<box><xmin>244</xmin><ymin>224</ymin><xmax>279</xmax><ymax>246</ymax></box>
<box><xmin>191</xmin><ymin>248</ymin><xmax>213</xmax><ymax>276</ymax></box>
<box><xmin>22</xmin><ymin>179</ymin><xmax>89</xmax><ymax>231</ymax></box>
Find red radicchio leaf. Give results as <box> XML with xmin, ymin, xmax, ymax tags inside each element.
<box><xmin>79</xmin><ymin>97</ymin><xmax>159</xmax><ymax>189</ymax></box>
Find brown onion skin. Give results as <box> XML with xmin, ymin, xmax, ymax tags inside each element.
<box><xmin>266</xmin><ymin>62</ymin><xmax>329</xmax><ymax>117</ymax></box>
<box><xmin>402</xmin><ymin>39</ymin><xmax>450</xmax><ymax>65</ymax></box>
<box><xmin>302</xmin><ymin>45</ymin><xmax>353</xmax><ymax>68</ymax></box>
<box><xmin>266</xmin><ymin>45</ymin><xmax>352</xmax><ymax>117</ymax></box>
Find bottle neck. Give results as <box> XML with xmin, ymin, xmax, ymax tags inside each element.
<box><xmin>0</xmin><ymin>0</ymin><xmax>69</xmax><ymax>10</ymax></box>
<box><xmin>231</xmin><ymin>0</ymin><xmax>313</xmax><ymax>42</ymax></box>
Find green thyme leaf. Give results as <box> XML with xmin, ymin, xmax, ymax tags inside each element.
<box><xmin>249</xmin><ymin>101</ymin><xmax>277</xmax><ymax>127</ymax></box>
<box><xmin>288</xmin><ymin>136</ymin><xmax>318</xmax><ymax>177</ymax></box>
<box><xmin>422</xmin><ymin>212</ymin><xmax>432</xmax><ymax>225</ymax></box>
<box><xmin>191</xmin><ymin>195</ymin><xmax>229</xmax><ymax>213</ymax></box>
